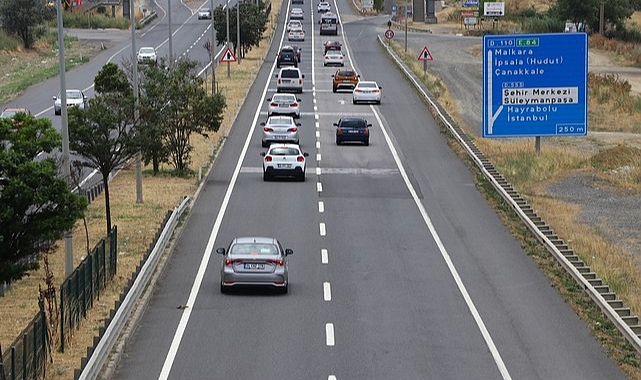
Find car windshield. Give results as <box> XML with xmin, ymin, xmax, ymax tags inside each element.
<box><xmin>270</xmin><ymin>147</ymin><xmax>301</xmax><ymax>156</ymax></box>
<box><xmin>67</xmin><ymin>90</ymin><xmax>82</xmax><ymax>99</ymax></box>
<box><xmin>140</xmin><ymin>48</ymin><xmax>154</xmax><ymax>54</ymax></box>
<box><xmin>341</xmin><ymin>119</ymin><xmax>366</xmax><ymax>128</ymax></box>
<box><xmin>230</xmin><ymin>243</ymin><xmax>279</xmax><ymax>255</ymax></box>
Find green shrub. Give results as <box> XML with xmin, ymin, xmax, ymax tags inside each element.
<box><xmin>48</xmin><ymin>12</ymin><xmax>131</xmax><ymax>29</ymax></box>
<box><xmin>0</xmin><ymin>31</ymin><xmax>21</xmax><ymax>51</ymax></box>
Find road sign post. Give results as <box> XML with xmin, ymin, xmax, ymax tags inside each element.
<box><xmin>417</xmin><ymin>46</ymin><xmax>433</xmax><ymax>75</ymax></box>
<box><xmin>482</xmin><ymin>33</ymin><xmax>588</xmax><ymax>139</ymax></box>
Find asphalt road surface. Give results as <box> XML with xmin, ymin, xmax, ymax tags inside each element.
<box><xmin>109</xmin><ymin>0</ymin><xmax>630</xmax><ymax>379</ymax></box>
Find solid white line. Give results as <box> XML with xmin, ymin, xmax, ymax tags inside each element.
<box><xmin>323</xmin><ymin>282</ymin><xmax>332</xmax><ymax>301</ymax></box>
<box><xmin>317</xmin><ymin>182</ymin><xmax>323</xmax><ymax>192</ymax></box>
<box><xmin>157</xmin><ymin>6</ymin><xmax>293</xmax><ymax>380</ymax></box>
<box><xmin>318</xmin><ymin>201</ymin><xmax>324</xmax><ymax>213</ymax></box>
<box><xmin>325</xmin><ymin>323</ymin><xmax>335</xmax><ymax>346</ymax></box>
<box><xmin>321</xmin><ymin>249</ymin><xmax>328</xmax><ymax>264</ymax></box>
<box><xmin>319</xmin><ymin>223</ymin><xmax>326</xmax><ymax>236</ymax></box>
<box><xmin>371</xmin><ymin>108</ymin><xmax>512</xmax><ymax>379</ymax></box>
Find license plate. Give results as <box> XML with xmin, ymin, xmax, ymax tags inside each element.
<box><xmin>348</xmin><ymin>130</ymin><xmax>359</xmax><ymax>133</ymax></box>
<box><xmin>244</xmin><ymin>263</ymin><xmax>265</xmax><ymax>269</ymax></box>
<box><xmin>277</xmin><ymin>163</ymin><xmax>292</xmax><ymax>168</ymax></box>
<box><xmin>275</xmin><ymin>135</ymin><xmax>287</xmax><ymax>139</ymax></box>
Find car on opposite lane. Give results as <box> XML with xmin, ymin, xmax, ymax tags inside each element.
<box><xmin>53</xmin><ymin>89</ymin><xmax>88</xmax><ymax>115</ymax></box>
<box><xmin>137</xmin><ymin>46</ymin><xmax>157</xmax><ymax>64</ymax></box>
<box><xmin>216</xmin><ymin>237</ymin><xmax>293</xmax><ymax>294</ymax></box>
<box><xmin>260</xmin><ymin>143</ymin><xmax>309</xmax><ymax>181</ymax></box>
<box><xmin>197</xmin><ymin>7</ymin><xmax>212</xmax><ymax>19</ymax></box>
<box><xmin>352</xmin><ymin>81</ymin><xmax>382</xmax><ymax>104</ymax></box>
<box><xmin>267</xmin><ymin>93</ymin><xmax>301</xmax><ymax>118</ymax></box>
<box><xmin>334</xmin><ymin>117</ymin><xmax>372</xmax><ymax>145</ymax></box>
<box><xmin>332</xmin><ymin>69</ymin><xmax>359</xmax><ymax>92</ymax></box>
<box><xmin>1</xmin><ymin>108</ymin><xmax>31</xmax><ymax>119</ymax></box>
<box><xmin>261</xmin><ymin>115</ymin><xmax>300</xmax><ymax>147</ymax></box>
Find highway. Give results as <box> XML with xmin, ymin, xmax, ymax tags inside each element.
<box><xmin>6</xmin><ymin>0</ymin><xmax>630</xmax><ymax>378</ymax></box>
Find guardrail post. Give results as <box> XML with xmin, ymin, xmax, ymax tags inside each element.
<box><xmin>60</xmin><ymin>282</ymin><xmax>65</xmax><ymax>353</ymax></box>
<box><xmin>22</xmin><ymin>334</ymin><xmax>26</xmax><ymax>380</ymax></box>
<box><xmin>10</xmin><ymin>346</ymin><xmax>15</xmax><ymax>380</ymax></box>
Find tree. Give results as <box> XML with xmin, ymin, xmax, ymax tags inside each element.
<box><xmin>68</xmin><ymin>63</ymin><xmax>138</xmax><ymax>235</ymax></box>
<box><xmin>548</xmin><ymin>0</ymin><xmax>634</xmax><ymax>32</ymax></box>
<box><xmin>0</xmin><ymin>114</ymin><xmax>87</xmax><ymax>283</ymax></box>
<box><xmin>138</xmin><ymin>59</ymin><xmax>226</xmax><ymax>173</ymax></box>
<box><xmin>213</xmin><ymin>2</ymin><xmax>267</xmax><ymax>58</ymax></box>
<box><xmin>0</xmin><ymin>0</ymin><xmax>55</xmax><ymax>49</ymax></box>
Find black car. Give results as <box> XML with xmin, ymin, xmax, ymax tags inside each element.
<box><xmin>277</xmin><ymin>46</ymin><xmax>298</xmax><ymax>68</ymax></box>
<box><xmin>334</xmin><ymin>117</ymin><xmax>372</xmax><ymax>146</ymax></box>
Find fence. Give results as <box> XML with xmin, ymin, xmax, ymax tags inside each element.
<box><xmin>0</xmin><ymin>302</ymin><xmax>48</xmax><ymax>380</ymax></box>
<box><xmin>59</xmin><ymin>227</ymin><xmax>118</xmax><ymax>352</ymax></box>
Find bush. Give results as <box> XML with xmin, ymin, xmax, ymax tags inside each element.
<box><xmin>0</xmin><ymin>30</ymin><xmax>21</xmax><ymax>51</ymax></box>
<box><xmin>52</xmin><ymin>12</ymin><xmax>131</xmax><ymax>29</ymax></box>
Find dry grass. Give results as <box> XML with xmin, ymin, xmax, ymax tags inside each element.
<box><xmin>0</xmin><ymin>2</ymin><xmax>281</xmax><ymax>379</ymax></box>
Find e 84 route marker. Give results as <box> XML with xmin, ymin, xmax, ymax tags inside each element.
<box><xmin>482</xmin><ymin>33</ymin><xmax>588</xmax><ymax>138</ymax></box>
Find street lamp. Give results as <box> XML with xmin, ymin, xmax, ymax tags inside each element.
<box><xmin>210</xmin><ymin>0</ymin><xmax>217</xmax><ymax>93</ymax></box>
<box><xmin>404</xmin><ymin>0</ymin><xmax>408</xmax><ymax>53</ymax></box>
<box><xmin>57</xmin><ymin>0</ymin><xmax>73</xmax><ymax>277</ymax></box>
<box><xmin>226</xmin><ymin>0</ymin><xmax>230</xmax><ymax>78</ymax></box>
<box><xmin>130</xmin><ymin>0</ymin><xmax>143</xmax><ymax>204</ymax></box>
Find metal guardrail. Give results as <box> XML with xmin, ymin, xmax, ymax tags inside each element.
<box><xmin>377</xmin><ymin>35</ymin><xmax>641</xmax><ymax>355</ymax></box>
<box><xmin>76</xmin><ymin>196</ymin><xmax>190</xmax><ymax>380</ymax></box>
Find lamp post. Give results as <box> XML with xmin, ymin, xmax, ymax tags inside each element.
<box><xmin>57</xmin><ymin>0</ymin><xmax>73</xmax><ymax>277</ymax></box>
<box><xmin>210</xmin><ymin>0</ymin><xmax>217</xmax><ymax>93</ymax></box>
<box><xmin>226</xmin><ymin>0</ymin><xmax>230</xmax><ymax>78</ymax></box>
<box><xmin>237</xmin><ymin>0</ymin><xmax>241</xmax><ymax>64</ymax></box>
<box><xmin>404</xmin><ymin>0</ymin><xmax>408</xmax><ymax>53</ymax></box>
<box><xmin>168</xmin><ymin>0</ymin><xmax>174</xmax><ymax>64</ymax></box>
<box><xmin>131</xmin><ymin>0</ymin><xmax>143</xmax><ymax>204</ymax></box>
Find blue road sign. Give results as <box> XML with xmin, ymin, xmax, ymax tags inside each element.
<box><xmin>482</xmin><ymin>33</ymin><xmax>588</xmax><ymax>138</ymax></box>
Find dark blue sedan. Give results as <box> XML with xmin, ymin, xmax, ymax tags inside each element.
<box><xmin>334</xmin><ymin>117</ymin><xmax>372</xmax><ymax>146</ymax></box>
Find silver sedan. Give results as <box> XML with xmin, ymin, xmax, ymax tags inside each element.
<box><xmin>267</xmin><ymin>93</ymin><xmax>301</xmax><ymax>118</ymax></box>
<box><xmin>260</xmin><ymin>115</ymin><xmax>300</xmax><ymax>147</ymax></box>
<box><xmin>216</xmin><ymin>237</ymin><xmax>293</xmax><ymax>294</ymax></box>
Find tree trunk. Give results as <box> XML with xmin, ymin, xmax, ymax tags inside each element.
<box><xmin>102</xmin><ymin>173</ymin><xmax>112</xmax><ymax>236</ymax></box>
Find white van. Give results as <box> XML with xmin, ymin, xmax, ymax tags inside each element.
<box><xmin>276</xmin><ymin>67</ymin><xmax>305</xmax><ymax>93</ymax></box>
<box><xmin>320</xmin><ymin>12</ymin><xmax>338</xmax><ymax>35</ymax></box>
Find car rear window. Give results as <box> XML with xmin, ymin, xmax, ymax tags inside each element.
<box><xmin>341</xmin><ymin>119</ymin><xmax>366</xmax><ymax>128</ymax></box>
<box><xmin>270</xmin><ymin>148</ymin><xmax>300</xmax><ymax>156</ymax></box>
<box><xmin>230</xmin><ymin>243</ymin><xmax>278</xmax><ymax>255</ymax></box>
<box><xmin>281</xmin><ymin>70</ymin><xmax>300</xmax><ymax>78</ymax></box>
<box><xmin>338</xmin><ymin>71</ymin><xmax>355</xmax><ymax>77</ymax></box>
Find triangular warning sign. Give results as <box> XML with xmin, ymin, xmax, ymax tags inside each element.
<box><xmin>220</xmin><ymin>46</ymin><xmax>237</xmax><ymax>63</ymax></box>
<box><xmin>417</xmin><ymin>46</ymin><xmax>433</xmax><ymax>61</ymax></box>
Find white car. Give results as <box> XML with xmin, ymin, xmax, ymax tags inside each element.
<box><xmin>261</xmin><ymin>143</ymin><xmax>309</xmax><ymax>181</ymax></box>
<box><xmin>286</xmin><ymin>20</ymin><xmax>302</xmax><ymax>31</ymax></box>
<box><xmin>267</xmin><ymin>93</ymin><xmax>301</xmax><ymax>118</ymax></box>
<box><xmin>260</xmin><ymin>115</ymin><xmax>300</xmax><ymax>147</ymax></box>
<box><xmin>317</xmin><ymin>1</ymin><xmax>331</xmax><ymax>12</ymax></box>
<box><xmin>197</xmin><ymin>7</ymin><xmax>211</xmax><ymax>19</ymax></box>
<box><xmin>53</xmin><ymin>89</ymin><xmax>88</xmax><ymax>116</ymax></box>
<box><xmin>289</xmin><ymin>7</ymin><xmax>304</xmax><ymax>19</ymax></box>
<box><xmin>288</xmin><ymin>28</ymin><xmax>305</xmax><ymax>41</ymax></box>
<box><xmin>352</xmin><ymin>81</ymin><xmax>382</xmax><ymax>104</ymax></box>
<box><xmin>276</xmin><ymin>67</ymin><xmax>304</xmax><ymax>93</ymax></box>
<box><xmin>137</xmin><ymin>46</ymin><xmax>157</xmax><ymax>64</ymax></box>
<box><xmin>323</xmin><ymin>50</ymin><xmax>344</xmax><ymax>66</ymax></box>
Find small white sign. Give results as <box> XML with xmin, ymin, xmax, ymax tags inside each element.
<box><xmin>484</xmin><ymin>2</ymin><xmax>505</xmax><ymax>17</ymax></box>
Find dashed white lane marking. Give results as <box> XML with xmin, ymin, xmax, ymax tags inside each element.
<box><xmin>316</xmin><ymin>167</ymin><xmax>321</xmax><ymax>176</ymax></box>
<box><xmin>323</xmin><ymin>282</ymin><xmax>332</xmax><ymax>301</ymax></box>
<box><xmin>316</xmin><ymin>153</ymin><xmax>322</xmax><ymax>161</ymax></box>
<box><xmin>321</xmin><ymin>249</ymin><xmax>328</xmax><ymax>264</ymax></box>
<box><xmin>325</xmin><ymin>323</ymin><xmax>335</xmax><ymax>346</ymax></box>
<box><xmin>316</xmin><ymin>130</ymin><xmax>321</xmax><ymax>138</ymax></box>
<box><xmin>319</xmin><ymin>201</ymin><xmax>325</xmax><ymax>213</ymax></box>
<box><xmin>317</xmin><ymin>182</ymin><xmax>323</xmax><ymax>192</ymax></box>
<box><xmin>316</xmin><ymin>141</ymin><xmax>321</xmax><ymax>149</ymax></box>
<box><xmin>319</xmin><ymin>223</ymin><xmax>326</xmax><ymax>236</ymax></box>
<box><xmin>328</xmin><ymin>376</ymin><xmax>337</xmax><ymax>380</ymax></box>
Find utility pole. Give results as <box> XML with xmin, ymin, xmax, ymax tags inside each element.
<box><xmin>131</xmin><ymin>0</ymin><xmax>143</xmax><ymax>204</ymax></box>
<box><xmin>168</xmin><ymin>0</ymin><xmax>174</xmax><ymax>64</ymax></box>
<box><xmin>237</xmin><ymin>0</ymin><xmax>241</xmax><ymax>64</ymax></box>
<box><xmin>57</xmin><ymin>0</ymin><xmax>73</xmax><ymax>277</ymax></box>
<box><xmin>226</xmin><ymin>0</ymin><xmax>231</xmax><ymax>78</ymax></box>
<box><xmin>404</xmin><ymin>0</ymin><xmax>408</xmax><ymax>53</ymax></box>
<box><xmin>210</xmin><ymin>0</ymin><xmax>217</xmax><ymax>94</ymax></box>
